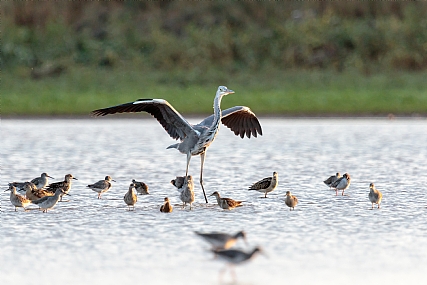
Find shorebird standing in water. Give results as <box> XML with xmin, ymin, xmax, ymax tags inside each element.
<box><xmin>160</xmin><ymin>197</ymin><xmax>173</xmax><ymax>213</ymax></box>
<box><xmin>32</xmin><ymin>188</ymin><xmax>70</xmax><ymax>213</ymax></box>
<box><xmin>5</xmin><ymin>185</ymin><xmax>32</xmax><ymax>211</ymax></box>
<box><xmin>132</xmin><ymin>179</ymin><xmax>149</xmax><ymax>195</ymax></box>
<box><xmin>369</xmin><ymin>183</ymin><xmax>383</xmax><ymax>209</ymax></box>
<box><xmin>212</xmin><ymin>247</ymin><xmax>263</xmax><ymax>283</ymax></box>
<box><xmin>210</xmin><ymin>191</ymin><xmax>243</xmax><ymax>210</ymax></box>
<box><xmin>24</xmin><ymin>182</ymin><xmax>54</xmax><ymax>201</ymax></box>
<box><xmin>323</xmin><ymin>172</ymin><xmax>341</xmax><ymax>190</ymax></box>
<box><xmin>46</xmin><ymin>174</ymin><xmax>77</xmax><ymax>201</ymax></box>
<box><xmin>9</xmin><ymin>172</ymin><xmax>54</xmax><ymax>192</ymax></box>
<box><xmin>171</xmin><ymin>175</ymin><xmax>195</xmax><ymax>209</ymax></box>
<box><xmin>248</xmin><ymin>172</ymin><xmax>278</xmax><ymax>198</ymax></box>
<box><xmin>124</xmin><ymin>183</ymin><xmax>138</xmax><ymax>211</ymax></box>
<box><xmin>285</xmin><ymin>191</ymin><xmax>298</xmax><ymax>211</ymax></box>
<box><xmin>87</xmin><ymin>176</ymin><xmax>115</xmax><ymax>199</ymax></box>
<box><xmin>195</xmin><ymin>231</ymin><xmax>247</xmax><ymax>250</ymax></box>
<box><xmin>91</xmin><ymin>86</ymin><xmax>263</xmax><ymax>203</ymax></box>
<box><xmin>330</xmin><ymin>173</ymin><xmax>351</xmax><ymax>196</ymax></box>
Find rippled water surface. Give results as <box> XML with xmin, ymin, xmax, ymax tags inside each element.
<box><xmin>1</xmin><ymin>118</ymin><xmax>427</xmax><ymax>285</ymax></box>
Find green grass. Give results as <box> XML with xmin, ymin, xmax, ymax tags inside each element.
<box><xmin>2</xmin><ymin>64</ymin><xmax>427</xmax><ymax>116</ymax></box>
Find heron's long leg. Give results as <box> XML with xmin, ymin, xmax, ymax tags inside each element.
<box><xmin>200</xmin><ymin>152</ymin><xmax>208</xmax><ymax>203</ymax></box>
<box><xmin>185</xmin><ymin>152</ymin><xmax>192</xmax><ymax>177</ymax></box>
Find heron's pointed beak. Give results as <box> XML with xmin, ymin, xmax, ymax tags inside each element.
<box><xmin>226</xmin><ymin>89</ymin><xmax>235</xmax><ymax>95</ymax></box>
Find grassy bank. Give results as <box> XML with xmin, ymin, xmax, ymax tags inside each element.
<box><xmin>2</xmin><ymin>65</ymin><xmax>427</xmax><ymax>117</ymax></box>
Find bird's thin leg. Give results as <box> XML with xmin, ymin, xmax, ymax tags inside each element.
<box><xmin>231</xmin><ymin>265</ymin><xmax>237</xmax><ymax>283</ymax></box>
<box><xmin>185</xmin><ymin>152</ymin><xmax>191</xmax><ymax>177</ymax></box>
<box><xmin>219</xmin><ymin>266</ymin><xmax>227</xmax><ymax>283</ymax></box>
<box><xmin>200</xmin><ymin>152</ymin><xmax>208</xmax><ymax>203</ymax></box>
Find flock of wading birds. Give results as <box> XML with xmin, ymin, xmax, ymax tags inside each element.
<box><xmin>3</xmin><ymin>85</ymin><xmax>384</xmax><ymax>274</ymax></box>
<box><xmin>5</xmin><ymin>171</ymin><xmax>383</xmax><ymax>214</ymax></box>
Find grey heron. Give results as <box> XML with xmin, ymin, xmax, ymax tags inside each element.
<box><xmin>91</xmin><ymin>86</ymin><xmax>263</xmax><ymax>203</ymax></box>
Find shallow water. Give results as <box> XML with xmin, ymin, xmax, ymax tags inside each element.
<box><xmin>1</xmin><ymin>118</ymin><xmax>427</xmax><ymax>285</ymax></box>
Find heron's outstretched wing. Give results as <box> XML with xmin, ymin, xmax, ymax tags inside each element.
<box><xmin>91</xmin><ymin>99</ymin><xmax>195</xmax><ymax>140</ymax></box>
<box><xmin>197</xmin><ymin>106</ymin><xmax>262</xmax><ymax>138</ymax></box>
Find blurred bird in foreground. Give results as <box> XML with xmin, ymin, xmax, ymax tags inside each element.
<box><xmin>195</xmin><ymin>231</ymin><xmax>247</xmax><ymax>250</ymax></box>
<box><xmin>212</xmin><ymin>247</ymin><xmax>264</xmax><ymax>283</ymax></box>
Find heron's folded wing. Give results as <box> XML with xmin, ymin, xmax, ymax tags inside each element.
<box><xmin>196</xmin><ymin>106</ymin><xmax>262</xmax><ymax>139</ymax></box>
<box><xmin>91</xmin><ymin>99</ymin><xmax>195</xmax><ymax>140</ymax></box>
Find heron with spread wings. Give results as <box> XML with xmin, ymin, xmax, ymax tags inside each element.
<box><xmin>91</xmin><ymin>86</ymin><xmax>262</xmax><ymax>203</ymax></box>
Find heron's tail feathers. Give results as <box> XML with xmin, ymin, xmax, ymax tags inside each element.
<box><xmin>166</xmin><ymin>143</ymin><xmax>179</xmax><ymax>149</ymax></box>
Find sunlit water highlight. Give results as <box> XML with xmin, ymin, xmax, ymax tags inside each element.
<box><xmin>1</xmin><ymin>118</ymin><xmax>427</xmax><ymax>285</ymax></box>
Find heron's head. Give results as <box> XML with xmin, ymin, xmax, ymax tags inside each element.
<box><xmin>217</xmin><ymin>86</ymin><xmax>234</xmax><ymax>97</ymax></box>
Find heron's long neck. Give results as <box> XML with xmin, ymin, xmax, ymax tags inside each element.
<box><xmin>210</xmin><ymin>94</ymin><xmax>223</xmax><ymax>130</ymax></box>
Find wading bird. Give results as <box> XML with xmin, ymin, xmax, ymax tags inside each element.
<box><xmin>9</xmin><ymin>172</ymin><xmax>54</xmax><ymax>192</ymax></box>
<box><xmin>160</xmin><ymin>197</ymin><xmax>173</xmax><ymax>213</ymax></box>
<box><xmin>331</xmin><ymin>173</ymin><xmax>351</xmax><ymax>196</ymax></box>
<box><xmin>285</xmin><ymin>191</ymin><xmax>298</xmax><ymax>210</ymax></box>
<box><xmin>32</xmin><ymin>188</ymin><xmax>70</xmax><ymax>213</ymax></box>
<box><xmin>368</xmin><ymin>183</ymin><xmax>383</xmax><ymax>209</ymax></box>
<box><xmin>5</xmin><ymin>185</ymin><xmax>32</xmax><ymax>211</ymax></box>
<box><xmin>195</xmin><ymin>231</ymin><xmax>247</xmax><ymax>250</ymax></box>
<box><xmin>323</xmin><ymin>172</ymin><xmax>341</xmax><ymax>189</ymax></box>
<box><xmin>124</xmin><ymin>183</ymin><xmax>138</xmax><ymax>211</ymax></box>
<box><xmin>212</xmin><ymin>247</ymin><xmax>263</xmax><ymax>283</ymax></box>
<box><xmin>46</xmin><ymin>174</ymin><xmax>77</xmax><ymax>201</ymax></box>
<box><xmin>91</xmin><ymin>86</ymin><xmax>262</xmax><ymax>203</ymax></box>
<box><xmin>171</xmin><ymin>175</ymin><xmax>195</xmax><ymax>209</ymax></box>
<box><xmin>87</xmin><ymin>176</ymin><xmax>115</xmax><ymax>199</ymax></box>
<box><xmin>248</xmin><ymin>172</ymin><xmax>278</xmax><ymax>198</ymax></box>
<box><xmin>210</xmin><ymin>191</ymin><xmax>243</xmax><ymax>210</ymax></box>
